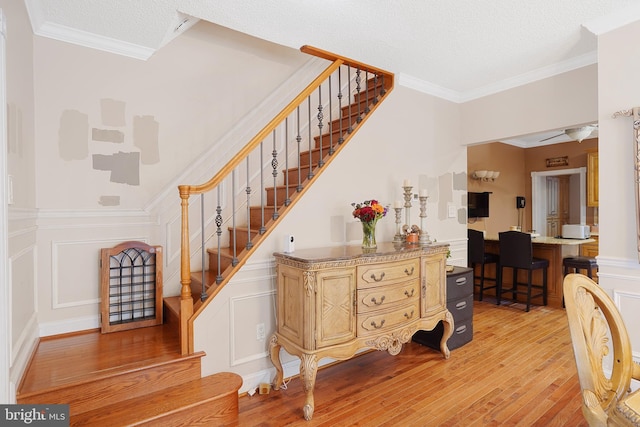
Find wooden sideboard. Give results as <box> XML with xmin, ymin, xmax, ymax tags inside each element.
<box><xmin>269</xmin><ymin>242</ymin><xmax>452</xmax><ymax>420</ymax></box>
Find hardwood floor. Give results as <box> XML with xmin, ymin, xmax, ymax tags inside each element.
<box><xmin>230</xmin><ymin>299</ymin><xmax>587</xmax><ymax>426</ymax></box>
<box><xmin>18</xmin><ymin>322</ymin><xmax>181</xmax><ymax>396</ymax></box>
<box><xmin>17</xmin><ymin>299</ymin><xmax>587</xmax><ymax>426</ymax></box>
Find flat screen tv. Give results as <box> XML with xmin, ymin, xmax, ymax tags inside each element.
<box><xmin>468</xmin><ymin>192</ymin><xmax>490</xmax><ymax>218</ymax></box>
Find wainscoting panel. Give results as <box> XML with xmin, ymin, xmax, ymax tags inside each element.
<box><xmin>52</xmin><ymin>237</ymin><xmax>147</xmax><ymax>309</ymax></box>
<box><xmin>613</xmin><ymin>289</ymin><xmax>640</xmax><ymax>360</ymax></box>
<box><xmin>230</xmin><ymin>290</ymin><xmax>276</xmax><ymax>366</ymax></box>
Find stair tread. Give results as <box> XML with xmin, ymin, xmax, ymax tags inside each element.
<box><xmin>70</xmin><ymin>372</ymin><xmax>242</xmax><ymax>426</ymax></box>
<box><xmin>19</xmin><ymin>351</ymin><xmax>206</xmax><ymax>401</ymax></box>
<box><xmin>164</xmin><ymin>296</ymin><xmax>180</xmax><ymax>316</ymax></box>
<box><xmin>227</xmin><ymin>225</ymin><xmax>259</xmax><ymax>232</ymax></box>
<box><xmin>17</xmin><ymin>325</ymin><xmax>191</xmax><ymax>397</ymax></box>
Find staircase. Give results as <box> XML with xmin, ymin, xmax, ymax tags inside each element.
<box><xmin>16</xmin><ymin>324</ymin><xmax>242</xmax><ymax>426</ymax></box>
<box><xmin>169</xmin><ymin>45</ymin><xmax>394</xmax><ymax>355</ymax></box>
<box><xmin>15</xmin><ymin>46</ymin><xmax>392</xmax><ymax>425</ymax></box>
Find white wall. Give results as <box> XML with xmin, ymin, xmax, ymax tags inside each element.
<box><xmin>460</xmin><ymin>65</ymin><xmax>598</xmax><ymax>144</ymax></box>
<box><xmin>596</xmin><ymin>19</ymin><xmax>640</xmax><ymax>358</ymax></box>
<box><xmin>2</xmin><ymin>0</ymin><xmax>38</xmax><ymax>403</ymax></box>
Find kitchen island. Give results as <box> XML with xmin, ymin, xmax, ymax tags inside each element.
<box><xmin>481</xmin><ymin>235</ymin><xmax>595</xmax><ymax>309</ymax></box>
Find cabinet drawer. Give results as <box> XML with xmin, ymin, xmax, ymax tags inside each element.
<box><xmin>357</xmin><ymin>301</ymin><xmax>419</xmax><ymax>336</ymax></box>
<box><xmin>447</xmin><ymin>295</ymin><xmax>473</xmax><ymax>322</ymax></box>
<box><xmin>357</xmin><ymin>258</ymin><xmax>420</xmax><ymax>289</ymax></box>
<box><xmin>446</xmin><ymin>267</ymin><xmax>473</xmax><ymax>301</ymax></box>
<box><xmin>357</xmin><ymin>280</ymin><xmax>419</xmax><ymax>313</ymax></box>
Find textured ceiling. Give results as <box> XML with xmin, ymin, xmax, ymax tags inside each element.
<box><xmin>23</xmin><ymin>0</ymin><xmax>640</xmax><ymax>144</ymax></box>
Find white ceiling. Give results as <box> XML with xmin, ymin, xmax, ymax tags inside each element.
<box><xmin>23</xmin><ymin>0</ymin><xmax>640</xmax><ymax>144</ymax></box>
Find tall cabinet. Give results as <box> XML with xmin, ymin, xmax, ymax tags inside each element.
<box><xmin>269</xmin><ymin>243</ymin><xmax>452</xmax><ymax>421</ymax></box>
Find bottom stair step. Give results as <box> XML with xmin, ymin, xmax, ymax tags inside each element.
<box><xmin>70</xmin><ymin>372</ymin><xmax>243</xmax><ymax>426</ymax></box>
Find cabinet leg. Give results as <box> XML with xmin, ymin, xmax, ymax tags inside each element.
<box><xmin>300</xmin><ymin>353</ymin><xmax>318</xmax><ymax>421</ymax></box>
<box><xmin>440</xmin><ymin>311</ymin><xmax>454</xmax><ymax>359</ymax></box>
<box><xmin>269</xmin><ymin>334</ymin><xmax>284</xmax><ymax>390</ymax></box>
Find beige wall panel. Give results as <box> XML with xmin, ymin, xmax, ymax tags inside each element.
<box><xmin>461</xmin><ymin>65</ymin><xmax>598</xmax><ymax>145</ymax></box>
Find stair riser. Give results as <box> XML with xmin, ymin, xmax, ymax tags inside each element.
<box><xmin>341</xmin><ymin>98</ymin><xmax>376</xmax><ymax>118</ymax></box>
<box><xmin>283</xmin><ymin>165</ymin><xmax>312</xmax><ymax>186</ymax></box>
<box><xmin>248</xmin><ymin>206</ymin><xmax>276</xmax><ymax>229</ymax></box>
<box><xmin>353</xmin><ymin>85</ymin><xmax>384</xmax><ymax>103</ymax></box>
<box><xmin>265</xmin><ymin>186</ymin><xmax>298</xmax><ymax>206</ymax></box>
<box><xmin>208</xmin><ymin>251</ymin><xmax>232</xmax><ymax>275</ymax></box>
<box><xmin>314</xmin><ymin>129</ymin><xmax>347</xmax><ymax>150</ymax></box>
<box><xmin>134</xmin><ymin>402</ymin><xmax>239</xmax><ymax>427</ymax></box>
<box><xmin>230</xmin><ymin>229</ymin><xmax>258</xmax><ymax>251</ymax></box>
<box><xmin>18</xmin><ymin>355</ymin><xmax>203</xmax><ymax>415</ymax></box>
<box><xmin>70</xmin><ymin>373</ymin><xmax>242</xmax><ymax>427</ymax></box>
<box><xmin>300</xmin><ymin>148</ymin><xmax>323</xmax><ymax>166</ymax></box>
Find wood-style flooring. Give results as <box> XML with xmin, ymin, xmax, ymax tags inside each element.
<box><xmin>18</xmin><ymin>299</ymin><xmax>587</xmax><ymax>426</ymax></box>
<box><xmin>230</xmin><ymin>299</ymin><xmax>587</xmax><ymax>426</ymax></box>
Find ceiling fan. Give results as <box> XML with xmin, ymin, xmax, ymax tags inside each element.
<box><xmin>538</xmin><ymin>124</ymin><xmax>598</xmax><ymax>143</ymax></box>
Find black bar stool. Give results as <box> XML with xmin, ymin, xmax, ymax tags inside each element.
<box><xmin>562</xmin><ymin>256</ymin><xmax>598</xmax><ymax>308</ymax></box>
<box><xmin>563</xmin><ymin>256</ymin><xmax>598</xmax><ymax>279</ymax></box>
<box><xmin>498</xmin><ymin>230</ymin><xmax>549</xmax><ymax>312</ymax></box>
<box><xmin>468</xmin><ymin>229</ymin><xmax>499</xmax><ymax>301</ymax></box>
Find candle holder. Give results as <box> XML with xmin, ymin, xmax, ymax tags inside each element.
<box><xmin>402</xmin><ymin>185</ymin><xmax>413</xmax><ymax>229</ymax></box>
<box><xmin>393</xmin><ymin>207</ymin><xmax>404</xmax><ymax>244</ymax></box>
<box><xmin>419</xmin><ymin>195</ymin><xmax>431</xmax><ymax>246</ymax></box>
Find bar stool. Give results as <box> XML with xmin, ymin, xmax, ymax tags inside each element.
<box><xmin>498</xmin><ymin>230</ymin><xmax>549</xmax><ymax>312</ymax></box>
<box><xmin>562</xmin><ymin>256</ymin><xmax>598</xmax><ymax>308</ymax></box>
<box><xmin>468</xmin><ymin>229</ymin><xmax>499</xmax><ymax>301</ymax></box>
<box><xmin>563</xmin><ymin>256</ymin><xmax>598</xmax><ymax>280</ymax></box>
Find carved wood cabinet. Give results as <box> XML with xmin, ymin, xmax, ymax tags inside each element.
<box><xmin>269</xmin><ymin>243</ymin><xmax>452</xmax><ymax>420</ymax></box>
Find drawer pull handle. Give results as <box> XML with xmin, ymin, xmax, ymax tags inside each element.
<box><xmin>404</xmin><ymin>289</ymin><xmax>415</xmax><ymax>298</ymax></box>
<box><xmin>371</xmin><ymin>319</ymin><xmax>386</xmax><ymax>329</ymax></box>
<box><xmin>456</xmin><ymin>325</ymin><xmax>467</xmax><ymax>334</ymax></box>
<box><xmin>371</xmin><ymin>272</ymin><xmax>385</xmax><ymax>282</ymax></box>
<box><xmin>370</xmin><ymin>296</ymin><xmax>386</xmax><ymax>305</ymax></box>
<box><xmin>455</xmin><ymin>277</ymin><xmax>467</xmax><ymax>284</ymax></box>
<box><xmin>404</xmin><ymin>310</ymin><xmax>415</xmax><ymax>319</ymax></box>
<box><xmin>455</xmin><ymin>301</ymin><xmax>467</xmax><ymax>309</ymax></box>
<box><xmin>404</xmin><ymin>267</ymin><xmax>415</xmax><ymax>276</ymax></box>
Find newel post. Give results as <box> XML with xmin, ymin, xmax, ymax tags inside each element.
<box><xmin>179</xmin><ymin>186</ymin><xmax>194</xmax><ymax>355</ymax></box>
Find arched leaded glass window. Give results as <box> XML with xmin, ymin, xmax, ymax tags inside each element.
<box><xmin>100</xmin><ymin>241</ymin><xmax>163</xmax><ymax>333</ymax></box>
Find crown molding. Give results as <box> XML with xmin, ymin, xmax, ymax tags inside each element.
<box><xmin>397</xmin><ymin>74</ymin><xmax>463</xmax><ymax>103</ymax></box>
<box><xmin>583</xmin><ymin>4</ymin><xmax>640</xmax><ymax>35</ymax></box>
<box><xmin>32</xmin><ymin>21</ymin><xmax>155</xmax><ymax>60</ymax></box>
<box><xmin>399</xmin><ymin>51</ymin><xmax>597</xmax><ymax>103</ymax></box>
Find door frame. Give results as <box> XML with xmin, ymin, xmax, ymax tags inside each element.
<box><xmin>531</xmin><ymin>167</ymin><xmax>586</xmax><ymax>236</ymax></box>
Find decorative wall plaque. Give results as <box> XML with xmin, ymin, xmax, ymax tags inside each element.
<box><xmin>546</xmin><ymin>156</ymin><xmax>569</xmax><ymax>168</ymax></box>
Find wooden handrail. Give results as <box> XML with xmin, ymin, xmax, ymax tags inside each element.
<box><xmin>177</xmin><ymin>60</ymin><xmax>342</xmax><ymax>197</ymax></box>
<box><xmin>178</xmin><ymin>46</ymin><xmax>394</xmax><ymax>354</ymax></box>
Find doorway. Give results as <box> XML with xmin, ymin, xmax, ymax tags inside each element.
<box><xmin>531</xmin><ymin>167</ymin><xmax>586</xmax><ymax>237</ymax></box>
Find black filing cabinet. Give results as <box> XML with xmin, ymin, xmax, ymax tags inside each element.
<box><xmin>413</xmin><ymin>266</ymin><xmax>473</xmax><ymax>350</ymax></box>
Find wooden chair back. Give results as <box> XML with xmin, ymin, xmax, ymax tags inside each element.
<box><xmin>563</xmin><ymin>273</ymin><xmax>635</xmax><ymax>426</ymax></box>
